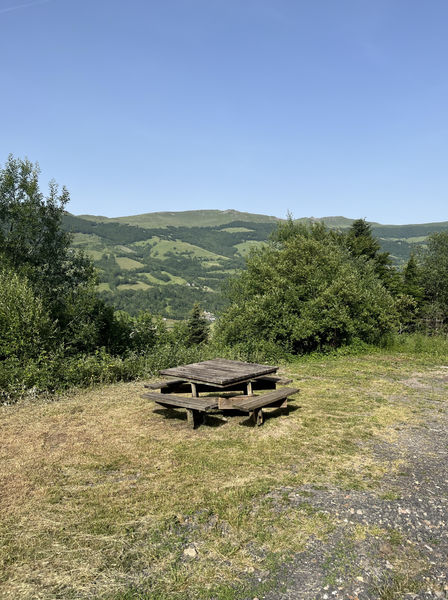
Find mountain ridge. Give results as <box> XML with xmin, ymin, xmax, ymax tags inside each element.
<box><xmin>73</xmin><ymin>209</ymin><xmax>448</xmax><ymax>229</ymax></box>
<box><xmin>63</xmin><ymin>210</ymin><xmax>448</xmax><ymax>319</ymax></box>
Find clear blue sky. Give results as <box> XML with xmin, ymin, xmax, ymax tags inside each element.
<box><xmin>1</xmin><ymin>0</ymin><xmax>447</xmax><ymax>223</ymax></box>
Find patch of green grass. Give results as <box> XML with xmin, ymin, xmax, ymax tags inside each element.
<box><xmin>387</xmin><ymin>529</ymin><xmax>404</xmax><ymax>546</ymax></box>
<box><xmin>71</xmin><ymin>232</ymin><xmax>105</xmax><ymax>246</ymax></box>
<box><xmin>322</xmin><ymin>538</ymin><xmax>361</xmax><ymax>585</ymax></box>
<box><xmin>234</xmin><ymin>240</ymin><xmax>267</xmax><ymax>256</ymax></box>
<box><xmin>115</xmin><ymin>256</ymin><xmax>145</xmax><ymax>270</ymax></box>
<box><xmin>161</xmin><ymin>271</ymin><xmax>189</xmax><ymax>285</ymax></box>
<box><xmin>381</xmin><ymin>333</ymin><xmax>448</xmax><ymax>358</ymax></box>
<box><xmin>372</xmin><ymin>573</ymin><xmax>423</xmax><ymax>600</ymax></box>
<box><xmin>114</xmin><ymin>244</ymin><xmax>136</xmax><ymax>254</ymax></box>
<box><xmin>221</xmin><ymin>227</ymin><xmax>254</xmax><ymax>233</ymax></box>
<box><xmin>405</xmin><ymin>236</ymin><xmax>427</xmax><ymax>243</ymax></box>
<box><xmin>149</xmin><ymin>239</ymin><xmax>227</xmax><ymax>260</ymax></box>
<box><xmin>380</xmin><ymin>490</ymin><xmax>402</xmax><ymax>501</ymax></box>
<box><xmin>97</xmin><ymin>282</ymin><xmax>112</xmax><ymax>292</ymax></box>
<box><xmin>117</xmin><ymin>282</ymin><xmax>150</xmax><ymax>291</ymax></box>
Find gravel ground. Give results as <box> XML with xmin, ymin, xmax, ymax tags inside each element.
<box><xmin>258</xmin><ymin>394</ymin><xmax>448</xmax><ymax>599</ymax></box>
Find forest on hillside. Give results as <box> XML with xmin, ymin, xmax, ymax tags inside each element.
<box><xmin>63</xmin><ymin>210</ymin><xmax>448</xmax><ymax>319</ymax></box>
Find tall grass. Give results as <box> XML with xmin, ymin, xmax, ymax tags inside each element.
<box><xmin>380</xmin><ymin>332</ymin><xmax>448</xmax><ymax>357</ymax></box>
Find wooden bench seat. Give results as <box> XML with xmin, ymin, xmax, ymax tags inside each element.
<box><xmin>143</xmin><ymin>375</ymin><xmax>293</xmax><ymax>394</ymax></box>
<box><xmin>141</xmin><ymin>391</ymin><xmax>219</xmax><ymax>428</ymax></box>
<box><xmin>232</xmin><ymin>387</ymin><xmax>299</xmax><ymax>426</ymax></box>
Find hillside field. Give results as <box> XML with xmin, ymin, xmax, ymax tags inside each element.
<box><xmin>63</xmin><ymin>210</ymin><xmax>448</xmax><ymax>319</ymax></box>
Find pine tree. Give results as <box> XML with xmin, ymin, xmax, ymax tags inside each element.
<box><xmin>403</xmin><ymin>253</ymin><xmax>424</xmax><ymax>303</ymax></box>
<box><xmin>187</xmin><ymin>303</ymin><xmax>209</xmax><ymax>345</ymax></box>
<box><xmin>346</xmin><ymin>218</ymin><xmax>398</xmax><ymax>292</ymax></box>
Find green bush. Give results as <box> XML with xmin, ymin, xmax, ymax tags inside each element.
<box><xmin>215</xmin><ymin>227</ymin><xmax>398</xmax><ymax>354</ymax></box>
<box><xmin>0</xmin><ymin>266</ymin><xmax>53</xmax><ymax>360</ymax></box>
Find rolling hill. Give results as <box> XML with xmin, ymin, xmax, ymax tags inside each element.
<box><xmin>63</xmin><ymin>210</ymin><xmax>448</xmax><ymax>319</ymax></box>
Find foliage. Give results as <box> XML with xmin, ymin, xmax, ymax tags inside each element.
<box><xmin>187</xmin><ymin>303</ymin><xmax>209</xmax><ymax>345</ymax></box>
<box><xmin>392</xmin><ymin>254</ymin><xmax>425</xmax><ymax>332</ymax></box>
<box><xmin>64</xmin><ymin>211</ymin><xmax>448</xmax><ymax>318</ymax></box>
<box><xmin>402</xmin><ymin>254</ymin><xmax>424</xmax><ymax>301</ymax></box>
<box><xmin>216</xmin><ymin>223</ymin><xmax>398</xmax><ymax>353</ymax></box>
<box><xmin>420</xmin><ymin>231</ymin><xmax>448</xmax><ymax>319</ymax></box>
<box><xmin>379</xmin><ymin>332</ymin><xmax>448</xmax><ymax>357</ymax></box>
<box><xmin>0</xmin><ymin>155</ymin><xmax>94</xmax><ymax>310</ymax></box>
<box><xmin>346</xmin><ymin>218</ymin><xmax>400</xmax><ymax>292</ymax></box>
<box><xmin>3</xmin><ymin>153</ymin><xmax>448</xmax><ymax>401</ymax></box>
<box><xmin>0</xmin><ymin>155</ymin><xmax>192</xmax><ymax>401</ymax></box>
<box><xmin>103</xmin><ymin>285</ymin><xmax>227</xmax><ymax>320</ymax></box>
<box><xmin>0</xmin><ymin>265</ymin><xmax>53</xmax><ymax>360</ymax></box>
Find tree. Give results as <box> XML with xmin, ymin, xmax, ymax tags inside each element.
<box><xmin>420</xmin><ymin>231</ymin><xmax>448</xmax><ymax>328</ymax></box>
<box><xmin>0</xmin><ymin>154</ymin><xmax>94</xmax><ymax>311</ymax></box>
<box><xmin>0</xmin><ymin>155</ymin><xmax>128</xmax><ymax>353</ymax></box>
<box><xmin>216</xmin><ymin>224</ymin><xmax>398</xmax><ymax>353</ymax></box>
<box><xmin>402</xmin><ymin>253</ymin><xmax>424</xmax><ymax>302</ymax></box>
<box><xmin>187</xmin><ymin>303</ymin><xmax>209</xmax><ymax>345</ymax></box>
<box><xmin>270</xmin><ymin>214</ymin><xmax>343</xmax><ymax>246</ymax></box>
<box><xmin>0</xmin><ymin>264</ymin><xmax>53</xmax><ymax>360</ymax></box>
<box><xmin>346</xmin><ymin>219</ymin><xmax>399</xmax><ymax>292</ymax></box>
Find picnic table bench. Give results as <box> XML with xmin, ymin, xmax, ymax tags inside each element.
<box><xmin>141</xmin><ymin>358</ymin><xmax>299</xmax><ymax>429</ymax></box>
<box><xmin>144</xmin><ymin>374</ymin><xmax>293</xmax><ymax>394</ymax></box>
<box><xmin>141</xmin><ymin>391</ymin><xmax>219</xmax><ymax>428</ymax></box>
<box><xmin>232</xmin><ymin>387</ymin><xmax>299</xmax><ymax>426</ymax></box>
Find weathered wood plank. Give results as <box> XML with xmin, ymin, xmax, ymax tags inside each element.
<box><xmin>143</xmin><ymin>378</ymin><xmax>185</xmax><ymax>390</ymax></box>
<box><xmin>152</xmin><ymin>375</ymin><xmax>294</xmax><ymax>395</ymax></box>
<box><xmin>233</xmin><ymin>387</ymin><xmax>299</xmax><ymax>412</ymax></box>
<box><xmin>160</xmin><ymin>359</ymin><xmax>278</xmax><ymax>386</ymax></box>
<box><xmin>141</xmin><ymin>392</ymin><xmax>219</xmax><ymax>412</ymax></box>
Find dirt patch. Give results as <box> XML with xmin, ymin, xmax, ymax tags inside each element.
<box><xmin>262</xmin><ymin>399</ymin><xmax>448</xmax><ymax>600</ymax></box>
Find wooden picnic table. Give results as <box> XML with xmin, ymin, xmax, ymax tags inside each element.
<box><xmin>142</xmin><ymin>359</ymin><xmax>299</xmax><ymax>429</ymax></box>
<box><xmin>159</xmin><ymin>358</ymin><xmax>278</xmax><ymax>396</ymax></box>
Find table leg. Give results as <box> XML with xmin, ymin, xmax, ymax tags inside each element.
<box><xmin>250</xmin><ymin>408</ymin><xmax>263</xmax><ymax>426</ymax></box>
<box><xmin>246</xmin><ymin>381</ymin><xmax>253</xmax><ymax>396</ymax></box>
<box><xmin>187</xmin><ymin>409</ymin><xmax>203</xmax><ymax>429</ymax></box>
<box><xmin>191</xmin><ymin>383</ymin><xmax>198</xmax><ymax>397</ymax></box>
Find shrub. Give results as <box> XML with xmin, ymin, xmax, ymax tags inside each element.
<box><xmin>0</xmin><ymin>266</ymin><xmax>53</xmax><ymax>360</ymax></box>
<box><xmin>215</xmin><ymin>226</ymin><xmax>398</xmax><ymax>354</ymax></box>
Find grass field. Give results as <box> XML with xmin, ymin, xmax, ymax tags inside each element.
<box><xmin>149</xmin><ymin>240</ymin><xmax>227</xmax><ymax>261</ymax></box>
<box><xmin>117</xmin><ymin>282</ymin><xmax>151</xmax><ymax>291</ymax></box>
<box><xmin>220</xmin><ymin>227</ymin><xmax>254</xmax><ymax>233</ymax></box>
<box><xmin>1</xmin><ymin>348</ymin><xmax>447</xmax><ymax>599</ymax></box>
<box><xmin>235</xmin><ymin>240</ymin><xmax>267</xmax><ymax>256</ymax></box>
<box><xmin>115</xmin><ymin>257</ymin><xmax>145</xmax><ymax>271</ymax></box>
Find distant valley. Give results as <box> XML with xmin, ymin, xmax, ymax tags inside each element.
<box><xmin>63</xmin><ymin>210</ymin><xmax>448</xmax><ymax>319</ymax></box>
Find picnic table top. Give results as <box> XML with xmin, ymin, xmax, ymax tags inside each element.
<box><xmin>159</xmin><ymin>358</ymin><xmax>278</xmax><ymax>387</ymax></box>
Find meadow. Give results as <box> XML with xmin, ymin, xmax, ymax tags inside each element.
<box><xmin>1</xmin><ymin>340</ymin><xmax>447</xmax><ymax>599</ymax></box>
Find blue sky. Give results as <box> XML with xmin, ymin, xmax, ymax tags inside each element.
<box><xmin>1</xmin><ymin>0</ymin><xmax>447</xmax><ymax>223</ymax></box>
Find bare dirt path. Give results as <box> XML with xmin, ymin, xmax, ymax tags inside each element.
<box><xmin>262</xmin><ymin>383</ymin><xmax>448</xmax><ymax>600</ymax></box>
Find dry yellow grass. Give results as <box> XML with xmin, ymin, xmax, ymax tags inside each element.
<box><xmin>0</xmin><ymin>352</ymin><xmax>446</xmax><ymax>599</ymax></box>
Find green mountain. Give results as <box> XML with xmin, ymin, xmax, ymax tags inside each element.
<box><xmin>77</xmin><ymin>209</ymin><xmax>281</xmax><ymax>228</ymax></box>
<box><xmin>63</xmin><ymin>210</ymin><xmax>448</xmax><ymax>319</ymax></box>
